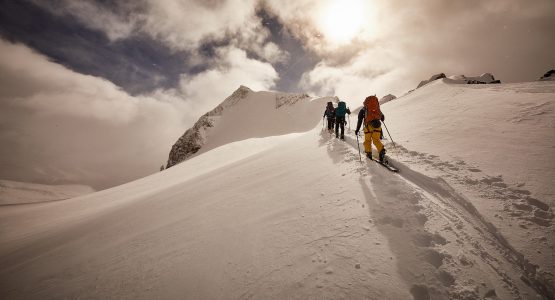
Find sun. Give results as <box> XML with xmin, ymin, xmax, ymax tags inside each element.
<box><xmin>317</xmin><ymin>0</ymin><xmax>366</xmax><ymax>44</ymax></box>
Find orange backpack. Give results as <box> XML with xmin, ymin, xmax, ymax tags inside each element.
<box><xmin>364</xmin><ymin>95</ymin><xmax>381</xmax><ymax>124</ymax></box>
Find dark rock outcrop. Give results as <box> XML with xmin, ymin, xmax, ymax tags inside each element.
<box><xmin>539</xmin><ymin>69</ymin><xmax>555</xmax><ymax>81</ymax></box>
<box><xmin>166</xmin><ymin>86</ymin><xmax>252</xmax><ymax>168</ymax></box>
<box><xmin>417</xmin><ymin>73</ymin><xmax>446</xmax><ymax>88</ymax></box>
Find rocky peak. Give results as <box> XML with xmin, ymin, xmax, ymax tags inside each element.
<box><xmin>166</xmin><ymin>85</ymin><xmax>252</xmax><ymax>168</ymax></box>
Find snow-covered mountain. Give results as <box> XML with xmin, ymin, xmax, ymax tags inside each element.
<box><xmin>0</xmin><ymin>180</ymin><xmax>94</xmax><ymax>205</ymax></box>
<box><xmin>416</xmin><ymin>72</ymin><xmax>501</xmax><ymax>90</ymax></box>
<box><xmin>166</xmin><ymin>85</ymin><xmax>326</xmax><ymax>168</ymax></box>
<box><xmin>1</xmin><ymin>81</ymin><xmax>554</xmax><ymax>299</ymax></box>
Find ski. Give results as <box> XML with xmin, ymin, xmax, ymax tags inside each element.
<box><xmin>368</xmin><ymin>157</ymin><xmax>399</xmax><ymax>172</ymax></box>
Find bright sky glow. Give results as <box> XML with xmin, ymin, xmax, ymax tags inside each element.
<box><xmin>318</xmin><ymin>0</ymin><xmax>366</xmax><ymax>44</ymax></box>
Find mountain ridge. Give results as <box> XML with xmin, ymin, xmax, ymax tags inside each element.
<box><xmin>167</xmin><ymin>86</ymin><xmax>326</xmax><ymax>168</ymax></box>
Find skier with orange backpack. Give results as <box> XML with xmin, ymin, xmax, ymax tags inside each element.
<box><xmin>354</xmin><ymin>95</ymin><xmax>386</xmax><ymax>162</ymax></box>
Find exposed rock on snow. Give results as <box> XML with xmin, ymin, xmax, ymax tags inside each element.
<box><xmin>446</xmin><ymin>73</ymin><xmax>501</xmax><ymax>84</ymax></box>
<box><xmin>167</xmin><ymin>86</ymin><xmax>255</xmax><ymax>168</ymax></box>
<box><xmin>417</xmin><ymin>73</ymin><xmax>446</xmax><ymax>88</ymax></box>
<box><xmin>538</xmin><ymin>69</ymin><xmax>555</xmax><ymax>81</ymax></box>
<box><xmin>416</xmin><ymin>73</ymin><xmax>501</xmax><ymax>90</ymax></box>
<box><xmin>379</xmin><ymin>94</ymin><xmax>397</xmax><ymax>105</ymax></box>
<box><xmin>276</xmin><ymin>92</ymin><xmax>310</xmax><ymax>108</ymax></box>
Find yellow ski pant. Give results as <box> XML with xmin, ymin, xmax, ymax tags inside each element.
<box><xmin>364</xmin><ymin>125</ymin><xmax>384</xmax><ymax>155</ymax></box>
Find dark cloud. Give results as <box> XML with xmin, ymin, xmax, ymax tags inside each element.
<box><xmin>0</xmin><ymin>0</ymin><xmax>204</xmax><ymax>95</ymax></box>
<box><xmin>255</xmin><ymin>5</ymin><xmax>319</xmax><ymax>93</ymax></box>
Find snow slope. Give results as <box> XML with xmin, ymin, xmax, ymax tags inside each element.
<box><xmin>0</xmin><ymin>180</ymin><xmax>94</xmax><ymax>205</ymax></box>
<box><xmin>1</xmin><ymin>83</ymin><xmax>554</xmax><ymax>299</ymax></box>
<box><xmin>383</xmin><ymin>79</ymin><xmax>555</xmax><ymax>205</ymax></box>
<box><xmin>382</xmin><ymin>79</ymin><xmax>555</xmax><ymax>297</ymax></box>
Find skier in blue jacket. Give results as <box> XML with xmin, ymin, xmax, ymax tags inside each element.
<box><xmin>335</xmin><ymin>100</ymin><xmax>351</xmax><ymax>140</ymax></box>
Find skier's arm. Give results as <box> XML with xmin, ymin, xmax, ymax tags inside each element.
<box><xmin>355</xmin><ymin>109</ymin><xmax>364</xmax><ymax>133</ymax></box>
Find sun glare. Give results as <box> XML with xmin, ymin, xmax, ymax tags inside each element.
<box><xmin>318</xmin><ymin>0</ymin><xmax>366</xmax><ymax>44</ymax></box>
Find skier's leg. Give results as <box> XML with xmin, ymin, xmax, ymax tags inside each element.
<box><xmin>340</xmin><ymin>117</ymin><xmax>345</xmax><ymax>139</ymax></box>
<box><xmin>363</xmin><ymin>129</ymin><xmax>373</xmax><ymax>156</ymax></box>
<box><xmin>372</xmin><ymin>128</ymin><xmax>384</xmax><ymax>153</ymax></box>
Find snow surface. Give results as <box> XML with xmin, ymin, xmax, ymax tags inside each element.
<box><xmin>0</xmin><ymin>180</ymin><xmax>94</xmax><ymax>205</ymax></box>
<box><xmin>1</xmin><ymin>83</ymin><xmax>554</xmax><ymax>299</ymax></box>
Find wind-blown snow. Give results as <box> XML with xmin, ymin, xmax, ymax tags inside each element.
<box><xmin>0</xmin><ymin>180</ymin><xmax>94</xmax><ymax>205</ymax></box>
<box><xmin>1</xmin><ymin>81</ymin><xmax>554</xmax><ymax>299</ymax></box>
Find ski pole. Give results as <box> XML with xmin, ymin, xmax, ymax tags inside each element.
<box><xmin>356</xmin><ymin>133</ymin><xmax>362</xmax><ymax>162</ymax></box>
<box><xmin>382</xmin><ymin>121</ymin><xmax>397</xmax><ymax>151</ymax></box>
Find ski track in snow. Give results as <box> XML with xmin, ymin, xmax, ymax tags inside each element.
<box><xmin>319</xmin><ymin>127</ymin><xmax>553</xmax><ymax>299</ymax></box>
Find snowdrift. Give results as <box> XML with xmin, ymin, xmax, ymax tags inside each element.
<box><xmin>0</xmin><ymin>180</ymin><xmax>94</xmax><ymax>205</ymax></box>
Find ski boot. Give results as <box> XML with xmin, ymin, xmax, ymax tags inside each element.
<box><xmin>379</xmin><ymin>148</ymin><xmax>386</xmax><ymax>162</ymax></box>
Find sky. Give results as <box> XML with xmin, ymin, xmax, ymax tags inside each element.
<box><xmin>0</xmin><ymin>0</ymin><xmax>554</xmax><ymax>189</ymax></box>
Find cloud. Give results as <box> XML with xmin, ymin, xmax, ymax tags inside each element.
<box><xmin>0</xmin><ymin>39</ymin><xmax>176</xmax><ymax>189</ymax></box>
<box><xmin>0</xmin><ymin>39</ymin><xmax>188</xmax><ymax>189</ymax></box>
<box><xmin>300</xmin><ymin>53</ymin><xmax>408</xmax><ymax>108</ymax></box>
<box><xmin>31</xmin><ymin>0</ymin><xmax>140</xmax><ymax>41</ymax></box>
<box><xmin>22</xmin><ymin>0</ymin><xmax>555</xmax><ymax>100</ymax></box>
<box><xmin>140</xmin><ymin>0</ymin><xmax>264</xmax><ymax>51</ymax></box>
<box><xmin>267</xmin><ymin>0</ymin><xmax>555</xmax><ymax>96</ymax></box>
<box><xmin>178</xmin><ymin>46</ymin><xmax>279</xmax><ymax>114</ymax></box>
<box><xmin>30</xmin><ymin>0</ymin><xmax>288</xmax><ymax>74</ymax></box>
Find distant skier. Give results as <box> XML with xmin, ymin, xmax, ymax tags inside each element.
<box><xmin>323</xmin><ymin>101</ymin><xmax>335</xmax><ymax>132</ymax></box>
<box><xmin>335</xmin><ymin>100</ymin><xmax>351</xmax><ymax>140</ymax></box>
<box><xmin>355</xmin><ymin>95</ymin><xmax>386</xmax><ymax>162</ymax></box>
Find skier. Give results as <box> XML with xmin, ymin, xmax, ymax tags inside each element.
<box><xmin>323</xmin><ymin>101</ymin><xmax>335</xmax><ymax>132</ymax></box>
<box><xmin>354</xmin><ymin>95</ymin><xmax>386</xmax><ymax>162</ymax></box>
<box><xmin>335</xmin><ymin>100</ymin><xmax>351</xmax><ymax>140</ymax></box>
